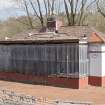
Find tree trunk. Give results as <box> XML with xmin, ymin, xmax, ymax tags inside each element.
<box><xmin>37</xmin><ymin>0</ymin><xmax>44</xmax><ymax>27</ymax></box>
<box><xmin>23</xmin><ymin>0</ymin><xmax>33</xmax><ymax>29</ymax></box>
<box><xmin>64</xmin><ymin>0</ymin><xmax>71</xmax><ymax>26</ymax></box>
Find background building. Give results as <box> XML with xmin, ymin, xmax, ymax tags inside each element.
<box><xmin>0</xmin><ymin>18</ymin><xmax>104</xmax><ymax>89</ymax></box>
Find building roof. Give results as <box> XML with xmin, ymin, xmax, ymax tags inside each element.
<box><xmin>0</xmin><ymin>26</ymin><xmax>105</xmax><ymax>44</ymax></box>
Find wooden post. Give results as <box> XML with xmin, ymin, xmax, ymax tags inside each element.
<box><xmin>67</xmin><ymin>55</ymin><xmax>69</xmax><ymax>77</ymax></box>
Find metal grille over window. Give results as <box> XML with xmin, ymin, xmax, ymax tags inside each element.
<box><xmin>0</xmin><ymin>43</ymin><xmax>80</xmax><ymax>78</ymax></box>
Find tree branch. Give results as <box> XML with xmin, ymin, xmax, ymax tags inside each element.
<box><xmin>97</xmin><ymin>0</ymin><xmax>105</xmax><ymax>17</ymax></box>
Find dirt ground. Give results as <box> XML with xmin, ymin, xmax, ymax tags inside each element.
<box><xmin>0</xmin><ymin>80</ymin><xmax>105</xmax><ymax>105</ymax></box>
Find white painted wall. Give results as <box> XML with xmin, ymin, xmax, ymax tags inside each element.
<box><xmin>89</xmin><ymin>44</ymin><xmax>102</xmax><ymax>77</ymax></box>
<box><xmin>101</xmin><ymin>45</ymin><xmax>105</xmax><ymax>77</ymax></box>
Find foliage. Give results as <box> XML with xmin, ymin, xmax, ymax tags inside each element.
<box><xmin>0</xmin><ymin>15</ymin><xmax>47</xmax><ymax>36</ymax></box>
<box><xmin>87</xmin><ymin>12</ymin><xmax>105</xmax><ymax>33</ymax></box>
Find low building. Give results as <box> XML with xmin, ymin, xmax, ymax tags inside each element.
<box><xmin>0</xmin><ymin>18</ymin><xmax>105</xmax><ymax>89</ymax></box>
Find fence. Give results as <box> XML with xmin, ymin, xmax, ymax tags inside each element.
<box><xmin>0</xmin><ymin>89</ymin><xmax>92</xmax><ymax>105</ymax></box>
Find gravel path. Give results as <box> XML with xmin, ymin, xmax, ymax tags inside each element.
<box><xmin>0</xmin><ymin>80</ymin><xmax>104</xmax><ymax>104</ymax></box>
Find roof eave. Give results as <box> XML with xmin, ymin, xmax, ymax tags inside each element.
<box><xmin>0</xmin><ymin>39</ymin><xmax>79</xmax><ymax>44</ymax></box>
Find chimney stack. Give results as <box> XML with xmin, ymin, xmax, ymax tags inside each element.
<box><xmin>47</xmin><ymin>16</ymin><xmax>56</xmax><ymax>32</ymax></box>
<box><xmin>47</xmin><ymin>16</ymin><xmax>62</xmax><ymax>33</ymax></box>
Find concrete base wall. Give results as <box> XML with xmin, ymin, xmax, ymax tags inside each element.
<box><xmin>88</xmin><ymin>76</ymin><xmax>105</xmax><ymax>87</ymax></box>
<box><xmin>2</xmin><ymin>72</ymin><xmax>105</xmax><ymax>88</ymax></box>
<box><xmin>0</xmin><ymin>72</ymin><xmax>88</xmax><ymax>89</ymax></box>
<box><xmin>79</xmin><ymin>77</ymin><xmax>88</xmax><ymax>88</ymax></box>
<box><xmin>102</xmin><ymin>77</ymin><xmax>105</xmax><ymax>87</ymax></box>
<box><xmin>88</xmin><ymin>76</ymin><xmax>102</xmax><ymax>86</ymax></box>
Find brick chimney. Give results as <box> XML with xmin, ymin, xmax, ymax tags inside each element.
<box><xmin>47</xmin><ymin>16</ymin><xmax>62</xmax><ymax>33</ymax></box>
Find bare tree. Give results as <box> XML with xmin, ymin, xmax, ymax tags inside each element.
<box><xmin>28</xmin><ymin>0</ymin><xmax>44</xmax><ymax>27</ymax></box>
<box><xmin>14</xmin><ymin>0</ymin><xmax>34</xmax><ymax>29</ymax></box>
<box><xmin>64</xmin><ymin>0</ymin><xmax>71</xmax><ymax>25</ymax></box>
<box><xmin>51</xmin><ymin>0</ymin><xmax>56</xmax><ymax>15</ymax></box>
<box><xmin>43</xmin><ymin>0</ymin><xmax>56</xmax><ymax>16</ymax></box>
<box><xmin>64</xmin><ymin>0</ymin><xmax>97</xmax><ymax>26</ymax></box>
<box><xmin>29</xmin><ymin>0</ymin><xmax>56</xmax><ymax>27</ymax></box>
<box><xmin>14</xmin><ymin>0</ymin><xmax>33</xmax><ymax>28</ymax></box>
<box><xmin>14</xmin><ymin>0</ymin><xmax>97</xmax><ymax>27</ymax></box>
<box><xmin>97</xmin><ymin>0</ymin><xmax>105</xmax><ymax>18</ymax></box>
<box><xmin>43</xmin><ymin>0</ymin><xmax>48</xmax><ymax>18</ymax></box>
<box><xmin>23</xmin><ymin>0</ymin><xmax>33</xmax><ymax>29</ymax></box>
<box><xmin>36</xmin><ymin>0</ymin><xmax>44</xmax><ymax>27</ymax></box>
<box><xmin>14</xmin><ymin>0</ymin><xmax>63</xmax><ymax>28</ymax></box>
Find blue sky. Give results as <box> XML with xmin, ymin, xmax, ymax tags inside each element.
<box><xmin>0</xmin><ymin>0</ymin><xmax>55</xmax><ymax>21</ymax></box>
<box><xmin>0</xmin><ymin>0</ymin><xmax>26</xmax><ymax>21</ymax></box>
<box><xmin>0</xmin><ymin>0</ymin><xmax>96</xmax><ymax>21</ymax></box>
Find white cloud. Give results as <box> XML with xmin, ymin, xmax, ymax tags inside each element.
<box><xmin>0</xmin><ymin>0</ymin><xmax>23</xmax><ymax>20</ymax></box>
<box><xmin>0</xmin><ymin>0</ymin><xmax>17</xmax><ymax>10</ymax></box>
